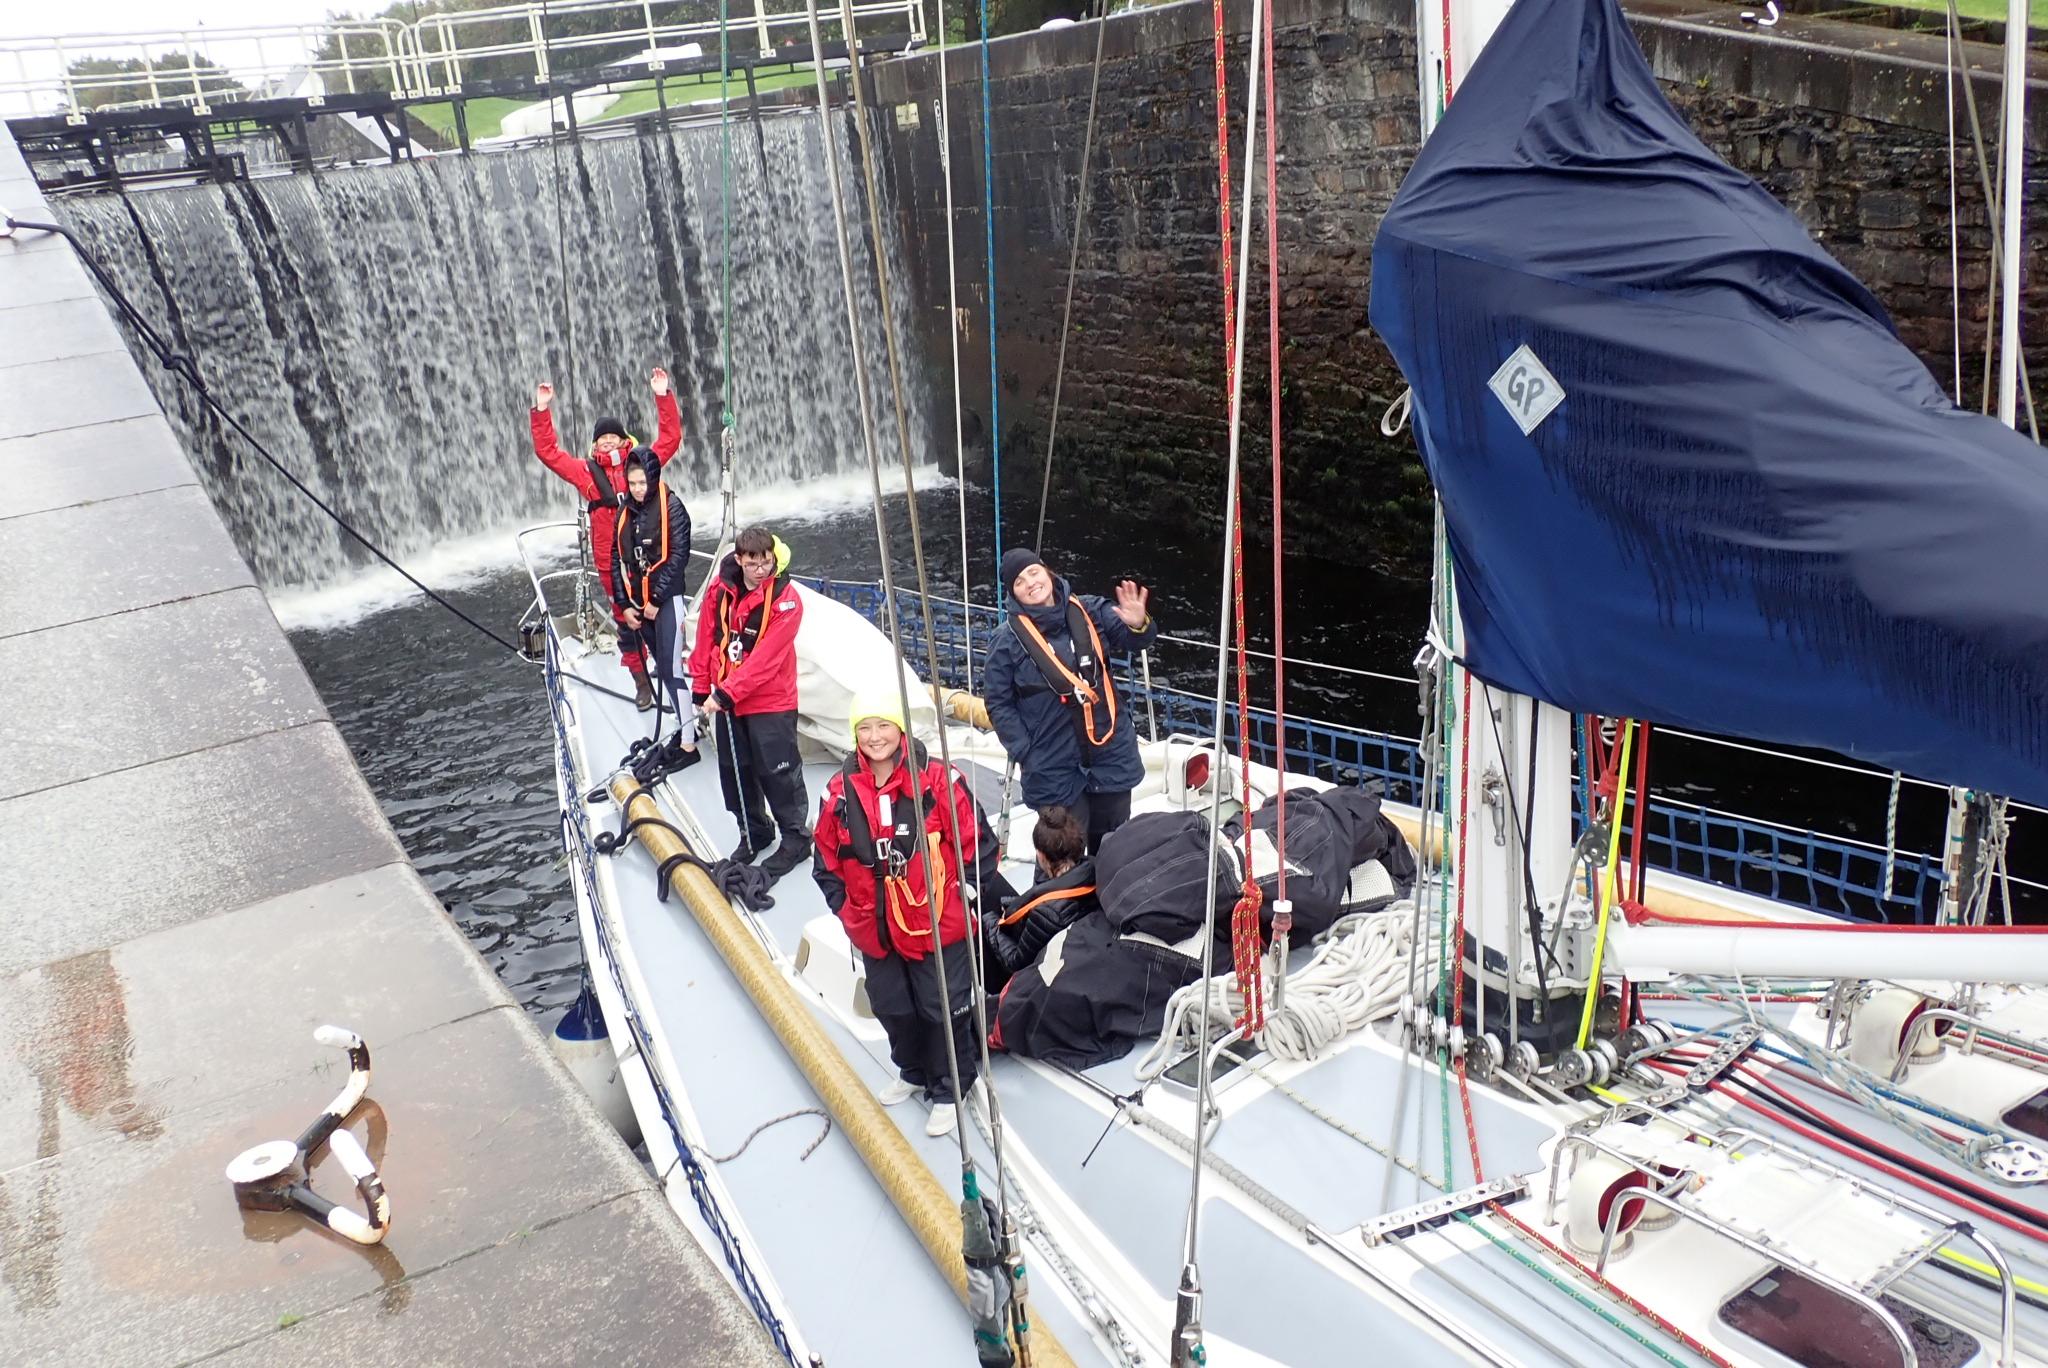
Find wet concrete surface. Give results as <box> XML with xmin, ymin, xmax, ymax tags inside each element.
<box><xmin>0</xmin><ymin>127</ymin><xmax>782</xmax><ymax>1366</ymax></box>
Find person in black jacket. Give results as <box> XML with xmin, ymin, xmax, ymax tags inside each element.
<box><xmin>984</xmin><ymin>805</ymin><xmax>1098</xmax><ymax>994</ymax></box>
<box><xmin>982</xmin><ymin>548</ymin><xmax>1158</xmax><ymax>853</ymax></box>
<box><xmin>611</xmin><ymin>448</ymin><xmax>697</xmax><ymax>730</ymax></box>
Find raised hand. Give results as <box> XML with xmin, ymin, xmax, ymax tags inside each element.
<box><xmin>650</xmin><ymin>367</ymin><xmax>670</xmax><ymax>396</ymax></box>
<box><xmin>534</xmin><ymin>381</ymin><xmax>554</xmax><ymax>411</ymax></box>
<box><xmin>1113</xmin><ymin>578</ymin><xmax>1150</xmax><ymax>629</ymax></box>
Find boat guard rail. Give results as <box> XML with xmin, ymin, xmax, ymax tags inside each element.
<box><xmin>799</xmin><ymin>575</ymin><xmax>1962</xmax><ymax>928</ymax></box>
<box><xmin>541</xmin><ymin>600</ymin><xmax>805</xmax><ymax>1368</ymax></box>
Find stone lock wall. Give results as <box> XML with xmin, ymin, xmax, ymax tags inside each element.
<box><xmin>865</xmin><ymin>0</ymin><xmax>2046</xmax><ymax>572</ymax></box>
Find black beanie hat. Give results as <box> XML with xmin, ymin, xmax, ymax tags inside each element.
<box><xmin>592</xmin><ymin>416</ymin><xmax>629</xmax><ymax>443</ymax></box>
<box><xmin>1000</xmin><ymin>547</ymin><xmax>1046</xmax><ymax>593</ymax></box>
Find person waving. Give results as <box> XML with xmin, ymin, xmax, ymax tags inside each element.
<box><xmin>983</xmin><ymin>549</ymin><xmax>1158</xmax><ymax>852</ymax></box>
<box><xmin>530</xmin><ymin>368</ymin><xmax>681</xmax><ymax>710</ymax></box>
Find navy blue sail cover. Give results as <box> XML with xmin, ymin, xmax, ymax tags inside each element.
<box><xmin>1369</xmin><ymin>0</ymin><xmax>2048</xmax><ymax>804</ymax></box>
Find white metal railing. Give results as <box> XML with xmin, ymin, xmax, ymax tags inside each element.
<box><xmin>0</xmin><ymin>0</ymin><xmax>923</xmax><ymax>120</ymax></box>
<box><xmin>409</xmin><ymin>0</ymin><xmax>923</xmax><ymax>94</ymax></box>
<box><xmin>0</xmin><ymin>21</ymin><xmax>412</xmax><ymax>119</ymax></box>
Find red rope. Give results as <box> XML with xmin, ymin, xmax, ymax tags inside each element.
<box><xmin>1213</xmin><ymin>0</ymin><xmax>1263</xmax><ymax>1034</ymax></box>
<box><xmin>1440</xmin><ymin>3</ymin><xmax>1456</xmax><ymax>106</ymax></box>
<box><xmin>1642</xmin><ymin>1060</ymin><xmax>2048</xmax><ymax>1242</ymax></box>
<box><xmin>1453</xmin><ymin>1031</ymin><xmax>1735</xmax><ymax>1364</ymax></box>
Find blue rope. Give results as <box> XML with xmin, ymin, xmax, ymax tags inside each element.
<box><xmin>979</xmin><ymin>0</ymin><xmax>1002</xmax><ymax>575</ymax></box>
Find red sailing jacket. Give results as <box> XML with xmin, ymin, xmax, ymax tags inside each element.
<box><xmin>813</xmin><ymin>752</ymin><xmax>975</xmax><ymax>961</ymax></box>
<box><xmin>530</xmin><ymin>392</ymin><xmax>682</xmax><ymax>585</ymax></box>
<box><xmin>689</xmin><ymin>554</ymin><xmax>803</xmax><ymax>714</ymax></box>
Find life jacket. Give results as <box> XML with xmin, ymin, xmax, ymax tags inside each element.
<box><xmin>712</xmin><ymin>563</ymin><xmax>781</xmax><ymax>682</ymax></box>
<box><xmin>614</xmin><ymin>478</ymin><xmax>675</xmax><ymax>609</ymax></box>
<box><xmin>1011</xmin><ymin>597</ymin><xmax>1118</xmax><ymax>750</ymax></box>
<box><xmin>832</xmin><ymin>747</ymin><xmax>956</xmax><ymax>955</ymax></box>
<box><xmin>583</xmin><ymin>450</ymin><xmax>632</xmax><ymax>513</ymax></box>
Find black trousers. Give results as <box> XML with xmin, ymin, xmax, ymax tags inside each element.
<box><xmin>863</xmin><ymin>940</ymin><xmax>978</xmax><ymax>1103</ymax></box>
<box><xmin>1069</xmin><ymin>788</ymin><xmax>1133</xmax><ymax>855</ymax></box>
<box><xmin>715</xmin><ymin>710</ymin><xmax>810</xmax><ymax>851</ymax></box>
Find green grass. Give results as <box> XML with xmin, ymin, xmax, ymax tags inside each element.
<box><xmin>1871</xmin><ymin>0</ymin><xmax>2048</xmax><ymax>25</ymax></box>
<box><xmin>409</xmin><ymin>31</ymin><xmax>969</xmax><ymax>139</ymax></box>
<box><xmin>407</xmin><ymin>96</ymin><xmax>530</xmax><ymax>142</ymax></box>
<box><xmin>588</xmin><ymin>66</ymin><xmax>845</xmax><ymax>122</ymax></box>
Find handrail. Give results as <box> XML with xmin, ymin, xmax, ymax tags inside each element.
<box><xmin>1</xmin><ymin>21</ymin><xmax>413</xmax><ymax>118</ymax></box>
<box><xmin>0</xmin><ymin>0</ymin><xmax>923</xmax><ymax>119</ymax></box>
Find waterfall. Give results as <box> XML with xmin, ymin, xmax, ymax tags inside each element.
<box><xmin>54</xmin><ymin>109</ymin><xmax>932</xmax><ymax>592</ymax></box>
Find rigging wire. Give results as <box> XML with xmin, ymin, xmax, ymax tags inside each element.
<box><xmin>821</xmin><ymin>0</ymin><xmax>978</xmax><ymax>1171</ymax></box>
<box><xmin>718</xmin><ymin>0</ymin><xmax>737</xmax><ymax>432</ymax></box>
<box><xmin>540</xmin><ymin>0</ymin><xmax>577</xmax><ymax>424</ymax></box>
<box><xmin>936</xmin><ymin>0</ymin><xmax>975</xmax><ymax>693</ymax></box>
<box><xmin>1259</xmin><ymin>0</ymin><xmax>1290</xmax><ymax>952</ymax></box>
<box><xmin>1032</xmin><ymin>0</ymin><xmax>1110</xmax><ymax>552</ymax></box>
<box><xmin>2</xmin><ymin>213</ymin><xmax>557</xmax><ymax>679</ymax></box>
<box><xmin>836</xmin><ymin>0</ymin><xmax>1034</xmax><ymax>1310</ymax></box>
<box><xmin>1941</xmin><ymin>0</ymin><xmax>2040</xmax><ymax>438</ymax></box>
<box><xmin>979</xmin><ymin>0</ymin><xmax>1003</xmax><ymax>576</ymax></box>
<box><xmin>1175</xmin><ymin>1</ymin><xmax>1269</xmax><ymax>1357</ymax></box>
<box><xmin>806</xmin><ymin>12</ymin><xmax>1045</xmax><ymax>1358</ymax></box>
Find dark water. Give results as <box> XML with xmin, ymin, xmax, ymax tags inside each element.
<box><xmin>289</xmin><ymin>479</ymin><xmax>2030</xmax><ymax>1022</ymax></box>
<box><xmin>286</xmin><ymin>481</ymin><xmax>1431</xmax><ymax>1017</ymax></box>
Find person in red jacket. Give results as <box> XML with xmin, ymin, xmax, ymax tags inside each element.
<box><xmin>812</xmin><ymin>692</ymin><xmax>1002</xmax><ymax>1138</ymax></box>
<box><xmin>690</xmin><ymin>526</ymin><xmax>810</xmax><ymax>876</ymax></box>
<box><xmin>531</xmin><ymin>368</ymin><xmax>682</xmax><ymax>710</ymax></box>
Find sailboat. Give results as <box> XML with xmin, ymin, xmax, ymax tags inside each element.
<box><xmin>524</xmin><ymin>0</ymin><xmax>2048</xmax><ymax>1358</ymax></box>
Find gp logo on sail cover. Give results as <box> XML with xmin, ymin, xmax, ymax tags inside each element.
<box><xmin>1488</xmin><ymin>344</ymin><xmax>1567</xmax><ymax>436</ymax></box>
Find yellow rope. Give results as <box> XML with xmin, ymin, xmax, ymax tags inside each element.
<box><xmin>1576</xmin><ymin>720</ymin><xmax>1636</xmax><ymax>1049</ymax></box>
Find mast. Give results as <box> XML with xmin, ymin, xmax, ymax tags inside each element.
<box><xmin>1413</xmin><ymin>0</ymin><xmax>1586</xmax><ymax>1065</ymax></box>
<box><xmin>1996</xmin><ymin>0</ymin><xmax>2027</xmax><ymax>431</ymax></box>
<box><xmin>1947</xmin><ymin>0</ymin><xmax>2031</xmax><ymax>928</ymax></box>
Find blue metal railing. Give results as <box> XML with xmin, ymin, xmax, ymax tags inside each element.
<box><xmin>799</xmin><ymin>576</ymin><xmax>1950</xmax><ymax>926</ymax></box>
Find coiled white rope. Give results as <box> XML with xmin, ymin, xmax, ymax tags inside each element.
<box><xmin>1136</xmin><ymin>903</ymin><xmax>1431</xmax><ymax>1080</ymax></box>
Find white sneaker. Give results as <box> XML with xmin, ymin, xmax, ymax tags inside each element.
<box><xmin>877</xmin><ymin>1076</ymin><xmax>919</xmax><ymax>1106</ymax></box>
<box><xmin>925</xmin><ymin>1103</ymin><xmax>958</xmax><ymax>1138</ymax></box>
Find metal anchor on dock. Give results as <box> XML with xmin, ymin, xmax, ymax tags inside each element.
<box><xmin>225</xmin><ymin>1026</ymin><xmax>391</xmax><ymax>1246</ymax></box>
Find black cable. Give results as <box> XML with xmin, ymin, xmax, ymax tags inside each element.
<box><xmin>1717</xmin><ymin>1061</ymin><xmax>2048</xmax><ymax>1238</ymax></box>
<box><xmin>7</xmin><ymin>213</ymin><xmax>529</xmax><ymax>660</ymax></box>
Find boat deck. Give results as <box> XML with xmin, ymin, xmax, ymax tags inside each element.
<box><xmin>558</xmin><ymin>633</ymin><xmax>1817</xmax><ymax>1366</ymax></box>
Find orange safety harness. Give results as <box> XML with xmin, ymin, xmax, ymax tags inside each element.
<box><xmin>836</xmin><ymin>754</ymin><xmax>956</xmax><ymax>946</ymax></box>
<box><xmin>998</xmin><ymin>882</ymin><xmax>1096</xmax><ymax>928</ymax></box>
<box><xmin>713</xmin><ymin>568</ymin><xmax>779</xmax><ymax>683</ymax></box>
<box><xmin>615</xmin><ymin>481</ymin><xmax>673</xmax><ymax>611</ymax></box>
<box><xmin>1011</xmin><ymin>600</ymin><xmax>1119</xmax><ymax>748</ymax></box>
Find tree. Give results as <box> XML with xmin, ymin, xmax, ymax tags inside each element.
<box><xmin>64</xmin><ymin>52</ymin><xmax>248</xmax><ymax>110</ymax></box>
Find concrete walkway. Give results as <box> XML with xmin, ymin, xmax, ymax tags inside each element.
<box><xmin>0</xmin><ymin>129</ymin><xmax>782</xmax><ymax>1367</ymax></box>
